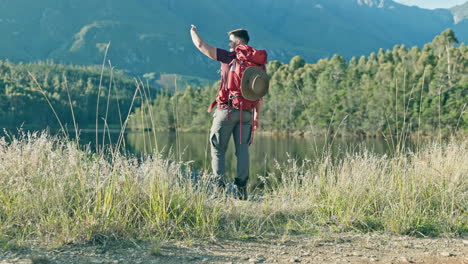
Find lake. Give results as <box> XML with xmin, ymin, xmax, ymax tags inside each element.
<box><xmin>85</xmin><ymin>130</ymin><xmax>415</xmax><ymax>186</ymax></box>
<box><xmin>1</xmin><ymin>128</ymin><xmax>416</xmax><ymax>187</ymax></box>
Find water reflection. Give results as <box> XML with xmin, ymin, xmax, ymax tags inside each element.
<box><xmin>124</xmin><ymin>131</ymin><xmax>406</xmax><ymax>186</ymax></box>
<box><xmin>1</xmin><ymin>128</ymin><xmax>414</xmax><ymax>187</ymax></box>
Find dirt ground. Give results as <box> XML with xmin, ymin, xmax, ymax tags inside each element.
<box><xmin>1</xmin><ymin>233</ymin><xmax>467</xmax><ymax>264</ymax></box>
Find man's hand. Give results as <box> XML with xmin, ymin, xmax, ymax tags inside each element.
<box><xmin>253</xmin><ymin>100</ymin><xmax>262</xmax><ymax>131</ymax></box>
<box><xmin>253</xmin><ymin>119</ymin><xmax>260</xmax><ymax>130</ymax></box>
<box><xmin>190</xmin><ymin>24</ymin><xmax>197</xmax><ymax>33</ymax></box>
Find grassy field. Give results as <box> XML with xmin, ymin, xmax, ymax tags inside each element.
<box><xmin>0</xmin><ymin>132</ymin><xmax>466</xmax><ymax>248</ymax></box>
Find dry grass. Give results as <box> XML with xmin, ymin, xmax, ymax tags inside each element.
<box><xmin>0</xmin><ymin>132</ymin><xmax>466</xmax><ymax>247</ymax></box>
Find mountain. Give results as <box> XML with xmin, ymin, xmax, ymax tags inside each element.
<box><xmin>451</xmin><ymin>1</ymin><xmax>468</xmax><ymax>23</ymax></box>
<box><xmin>0</xmin><ymin>0</ymin><xmax>466</xmax><ymax>79</ymax></box>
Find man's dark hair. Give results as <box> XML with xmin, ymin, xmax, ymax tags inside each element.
<box><xmin>228</xmin><ymin>29</ymin><xmax>250</xmax><ymax>44</ymax></box>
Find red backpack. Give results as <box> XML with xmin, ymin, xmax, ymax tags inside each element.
<box><xmin>208</xmin><ymin>45</ymin><xmax>268</xmax><ymax>113</ymax></box>
<box><xmin>227</xmin><ymin>45</ymin><xmax>268</xmax><ymax>110</ymax></box>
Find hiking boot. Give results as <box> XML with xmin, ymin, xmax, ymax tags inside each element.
<box><xmin>236</xmin><ymin>185</ymin><xmax>248</xmax><ymax>200</ymax></box>
<box><xmin>229</xmin><ymin>184</ymin><xmax>247</xmax><ymax>200</ymax></box>
<box><xmin>223</xmin><ymin>182</ymin><xmax>246</xmax><ymax>200</ymax></box>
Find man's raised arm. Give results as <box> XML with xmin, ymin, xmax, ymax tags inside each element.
<box><xmin>190</xmin><ymin>25</ymin><xmax>217</xmax><ymax>60</ymax></box>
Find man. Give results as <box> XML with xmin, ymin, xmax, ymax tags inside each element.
<box><xmin>190</xmin><ymin>25</ymin><xmax>266</xmax><ymax>199</ymax></box>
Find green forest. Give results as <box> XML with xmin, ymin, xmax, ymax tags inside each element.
<box><xmin>0</xmin><ymin>30</ymin><xmax>466</xmax><ymax>137</ymax></box>
<box><xmin>0</xmin><ymin>60</ymin><xmax>151</xmax><ymax>129</ymax></box>
<box><xmin>130</xmin><ymin>30</ymin><xmax>468</xmax><ymax>136</ymax></box>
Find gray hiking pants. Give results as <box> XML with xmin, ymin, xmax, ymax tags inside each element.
<box><xmin>210</xmin><ymin>107</ymin><xmax>252</xmax><ymax>188</ymax></box>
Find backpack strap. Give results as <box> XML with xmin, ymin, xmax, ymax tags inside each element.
<box><xmin>239</xmin><ymin>102</ymin><xmax>243</xmax><ymax>144</ymax></box>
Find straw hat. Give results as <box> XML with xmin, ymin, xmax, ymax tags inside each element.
<box><xmin>241</xmin><ymin>66</ymin><xmax>269</xmax><ymax>101</ymax></box>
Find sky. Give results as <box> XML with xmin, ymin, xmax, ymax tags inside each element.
<box><xmin>393</xmin><ymin>0</ymin><xmax>467</xmax><ymax>9</ymax></box>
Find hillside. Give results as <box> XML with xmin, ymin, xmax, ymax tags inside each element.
<box><xmin>0</xmin><ymin>60</ymin><xmax>145</xmax><ymax>128</ymax></box>
<box><xmin>0</xmin><ymin>0</ymin><xmax>466</xmax><ymax>79</ymax></box>
<box><xmin>451</xmin><ymin>1</ymin><xmax>468</xmax><ymax>23</ymax></box>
